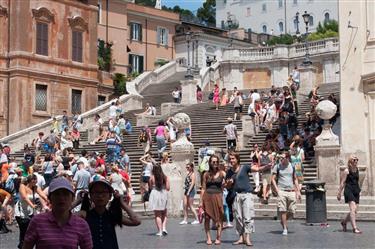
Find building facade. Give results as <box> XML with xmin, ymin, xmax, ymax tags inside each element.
<box><xmin>95</xmin><ymin>0</ymin><xmax>180</xmax><ymax>75</ymax></box>
<box><xmin>0</xmin><ymin>0</ymin><xmax>110</xmax><ymax>137</ymax></box>
<box><xmin>339</xmin><ymin>0</ymin><xmax>375</xmax><ymax>195</ymax></box>
<box><xmin>216</xmin><ymin>0</ymin><xmax>338</xmax><ymax>35</ymax></box>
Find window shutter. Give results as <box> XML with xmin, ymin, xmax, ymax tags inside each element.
<box><xmin>165</xmin><ymin>29</ymin><xmax>169</xmax><ymax>46</ymax></box>
<box><xmin>36</xmin><ymin>22</ymin><xmax>48</xmax><ymax>56</ymax></box>
<box><xmin>157</xmin><ymin>28</ymin><xmax>161</xmax><ymax>45</ymax></box>
<box><xmin>130</xmin><ymin>23</ymin><xmax>134</xmax><ymax>40</ymax></box>
<box><xmin>128</xmin><ymin>54</ymin><xmax>133</xmax><ymax>73</ymax></box>
<box><xmin>139</xmin><ymin>56</ymin><xmax>144</xmax><ymax>73</ymax></box>
<box><xmin>139</xmin><ymin>24</ymin><xmax>142</xmax><ymax>41</ymax></box>
<box><xmin>77</xmin><ymin>32</ymin><xmax>83</xmax><ymax>62</ymax></box>
<box><xmin>36</xmin><ymin>23</ymin><xmax>42</xmax><ymax>54</ymax></box>
<box><xmin>42</xmin><ymin>23</ymin><xmax>48</xmax><ymax>55</ymax></box>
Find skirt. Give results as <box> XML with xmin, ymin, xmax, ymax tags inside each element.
<box><xmin>202</xmin><ymin>192</ymin><xmax>224</xmax><ymax>223</ymax></box>
<box><xmin>149</xmin><ymin>189</ymin><xmax>168</xmax><ymax>211</ymax></box>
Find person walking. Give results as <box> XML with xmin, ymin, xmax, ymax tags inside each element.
<box><xmin>337</xmin><ymin>155</ymin><xmax>362</xmax><ymax>234</ymax></box>
<box><xmin>154</xmin><ymin>120</ymin><xmax>168</xmax><ymax>159</ymax></box>
<box><xmin>220</xmin><ymin>88</ymin><xmax>228</xmax><ymax>106</ymax></box>
<box><xmin>232</xmin><ymin>92</ymin><xmax>242</xmax><ymax>121</ymax></box>
<box><xmin>201</xmin><ymin>155</ymin><xmax>225</xmax><ymax>245</ymax></box>
<box><xmin>79</xmin><ymin>179</ymin><xmax>141</xmax><ymax>249</ymax></box>
<box><xmin>290</xmin><ymin>136</ymin><xmax>305</xmax><ymax>191</ymax></box>
<box><xmin>149</xmin><ymin>164</ymin><xmax>170</xmax><ymax>236</ymax></box>
<box><xmin>196</xmin><ymin>85</ymin><xmax>203</xmax><ymax>103</ymax></box>
<box><xmin>22</xmin><ymin>177</ymin><xmax>93</xmax><ymax>249</ymax></box>
<box><xmin>223</xmin><ymin>117</ymin><xmax>238</xmax><ymax>151</ymax></box>
<box><xmin>271</xmin><ymin>150</ymin><xmax>301</xmax><ymax>236</ymax></box>
<box><xmin>180</xmin><ymin>163</ymin><xmax>199</xmax><ymax>225</ymax></box>
<box><xmin>172</xmin><ymin>87</ymin><xmax>180</xmax><ymax>103</ymax></box>
<box><xmin>212</xmin><ymin>84</ymin><xmax>220</xmax><ymax>110</ymax></box>
<box><xmin>227</xmin><ymin>152</ymin><xmax>268</xmax><ymax>246</ymax></box>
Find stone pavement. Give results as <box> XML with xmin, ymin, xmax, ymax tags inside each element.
<box><xmin>1</xmin><ymin>219</ymin><xmax>374</xmax><ymax>249</ymax></box>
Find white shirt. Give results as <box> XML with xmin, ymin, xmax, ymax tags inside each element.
<box><xmin>224</xmin><ymin>123</ymin><xmax>237</xmax><ymax>140</ymax></box>
<box><xmin>172</xmin><ymin>90</ymin><xmax>179</xmax><ymax>99</ymax></box>
<box><xmin>250</xmin><ymin>92</ymin><xmax>260</xmax><ymax>105</ymax></box>
<box><xmin>34</xmin><ymin>172</ymin><xmax>46</xmax><ymax>189</ymax></box>
<box><xmin>109</xmin><ymin>105</ymin><xmax>117</xmax><ymax>118</ymax></box>
<box><xmin>78</xmin><ymin>157</ymin><xmax>89</xmax><ymax>168</ymax></box>
<box><xmin>0</xmin><ymin>153</ymin><xmax>8</xmax><ymax>163</ymax></box>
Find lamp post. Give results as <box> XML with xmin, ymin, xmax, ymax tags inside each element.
<box><xmin>194</xmin><ymin>34</ymin><xmax>199</xmax><ymax>74</ymax></box>
<box><xmin>185</xmin><ymin>31</ymin><xmax>193</xmax><ymax>79</ymax></box>
<box><xmin>295</xmin><ymin>12</ymin><xmax>300</xmax><ymax>37</ymax></box>
<box><xmin>302</xmin><ymin>11</ymin><xmax>312</xmax><ymax>66</ymax></box>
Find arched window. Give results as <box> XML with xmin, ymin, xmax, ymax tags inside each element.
<box><xmin>262</xmin><ymin>25</ymin><xmax>267</xmax><ymax>33</ymax></box>
<box><xmin>278</xmin><ymin>0</ymin><xmax>283</xmax><ymax>8</ymax></box>
<box><xmin>279</xmin><ymin>22</ymin><xmax>284</xmax><ymax>33</ymax></box>
<box><xmin>308</xmin><ymin>16</ymin><xmax>314</xmax><ymax>26</ymax></box>
<box><xmin>324</xmin><ymin>12</ymin><xmax>330</xmax><ymax>22</ymax></box>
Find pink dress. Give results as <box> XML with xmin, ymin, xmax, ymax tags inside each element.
<box><xmin>213</xmin><ymin>87</ymin><xmax>220</xmax><ymax>104</ymax></box>
<box><xmin>220</xmin><ymin>93</ymin><xmax>228</xmax><ymax>106</ymax></box>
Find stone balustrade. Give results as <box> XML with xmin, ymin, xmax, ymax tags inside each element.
<box><xmin>222</xmin><ymin>38</ymin><xmax>339</xmax><ymax>62</ymax></box>
<box><xmin>198</xmin><ymin>61</ymin><xmax>220</xmax><ymax>91</ymax></box>
<box><xmin>0</xmin><ymin>94</ymin><xmax>143</xmax><ymax>152</ymax></box>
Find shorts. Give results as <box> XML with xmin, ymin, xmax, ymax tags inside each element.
<box><xmin>185</xmin><ymin>188</ymin><xmax>196</xmax><ymax>198</ymax></box>
<box><xmin>234</xmin><ymin>107</ymin><xmax>241</xmax><ymax>113</ymax></box>
<box><xmin>142</xmin><ymin>176</ymin><xmax>150</xmax><ymax>183</ymax></box>
<box><xmin>277</xmin><ymin>190</ymin><xmax>296</xmax><ymax>214</ymax></box>
<box><xmin>227</xmin><ymin>139</ymin><xmax>237</xmax><ymax>150</ymax></box>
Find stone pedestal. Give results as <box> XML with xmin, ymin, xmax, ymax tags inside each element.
<box><xmin>87</xmin><ymin>127</ymin><xmax>99</xmax><ymax>144</ymax></box>
<box><xmin>315</xmin><ymin>144</ymin><xmax>341</xmax><ymax>195</ymax></box>
<box><xmin>299</xmin><ymin>65</ymin><xmax>317</xmax><ymax>97</ymax></box>
<box><xmin>166</xmin><ymin>113</ymin><xmax>195</xmax><ymax>217</ymax></box>
<box><xmin>136</xmin><ymin>114</ymin><xmax>161</xmax><ymax>127</ymax></box>
<box><xmin>180</xmin><ymin>79</ymin><xmax>198</xmax><ymax>105</ymax></box>
<box><xmin>161</xmin><ymin>103</ymin><xmax>185</xmax><ymax>117</ymax></box>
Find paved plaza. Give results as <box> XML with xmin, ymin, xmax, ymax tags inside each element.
<box><xmin>1</xmin><ymin>218</ymin><xmax>374</xmax><ymax>249</ymax></box>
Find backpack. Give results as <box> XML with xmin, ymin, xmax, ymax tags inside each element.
<box><xmin>139</xmin><ymin>131</ymin><xmax>147</xmax><ymax>143</ymax></box>
<box><xmin>4</xmin><ymin>175</ymin><xmax>15</xmax><ymax>194</ymax></box>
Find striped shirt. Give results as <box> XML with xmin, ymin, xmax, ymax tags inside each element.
<box><xmin>24</xmin><ymin>211</ymin><xmax>93</xmax><ymax>249</ymax></box>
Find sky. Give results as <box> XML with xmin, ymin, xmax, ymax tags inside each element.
<box><xmin>162</xmin><ymin>0</ymin><xmax>205</xmax><ymax>13</ymax></box>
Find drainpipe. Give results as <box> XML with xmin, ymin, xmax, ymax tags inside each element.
<box><xmin>284</xmin><ymin>0</ymin><xmax>287</xmax><ymax>34</ymax></box>
<box><xmin>105</xmin><ymin>0</ymin><xmax>108</xmax><ymax>44</ymax></box>
<box><xmin>6</xmin><ymin>0</ymin><xmax>11</xmax><ymax>135</ymax></box>
<box><xmin>145</xmin><ymin>18</ymin><xmax>148</xmax><ymax>71</ymax></box>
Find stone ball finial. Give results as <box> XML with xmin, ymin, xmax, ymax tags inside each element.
<box><xmin>316</xmin><ymin>100</ymin><xmax>337</xmax><ymax>120</ymax></box>
<box><xmin>172</xmin><ymin>113</ymin><xmax>191</xmax><ymax>131</ymax></box>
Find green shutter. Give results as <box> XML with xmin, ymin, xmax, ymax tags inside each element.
<box><xmin>139</xmin><ymin>55</ymin><xmax>144</xmax><ymax>73</ymax></box>
<box><xmin>139</xmin><ymin>24</ymin><xmax>142</xmax><ymax>41</ymax></box>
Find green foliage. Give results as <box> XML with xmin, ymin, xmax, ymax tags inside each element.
<box><xmin>197</xmin><ymin>0</ymin><xmax>216</xmax><ymax>26</ymax></box>
<box><xmin>266</xmin><ymin>34</ymin><xmax>294</xmax><ymax>46</ymax></box>
<box><xmin>154</xmin><ymin>59</ymin><xmax>169</xmax><ymax>67</ymax></box>
<box><xmin>135</xmin><ymin>0</ymin><xmax>155</xmax><ymax>6</ymax></box>
<box><xmin>97</xmin><ymin>39</ymin><xmax>112</xmax><ymax>72</ymax></box>
<box><xmin>162</xmin><ymin>4</ymin><xmax>195</xmax><ymax>19</ymax></box>
<box><xmin>113</xmin><ymin>73</ymin><xmax>128</xmax><ymax>96</ymax></box>
<box><xmin>307</xmin><ymin>20</ymin><xmax>339</xmax><ymax>41</ymax></box>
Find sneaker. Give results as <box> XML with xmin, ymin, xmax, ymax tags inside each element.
<box><xmin>155</xmin><ymin>232</ymin><xmax>163</xmax><ymax>236</ymax></box>
<box><xmin>226</xmin><ymin>223</ymin><xmax>234</xmax><ymax>228</ymax></box>
<box><xmin>179</xmin><ymin>220</ymin><xmax>188</xmax><ymax>225</ymax></box>
<box><xmin>162</xmin><ymin>230</ymin><xmax>168</xmax><ymax>236</ymax></box>
<box><xmin>191</xmin><ymin>220</ymin><xmax>200</xmax><ymax>225</ymax></box>
<box><xmin>282</xmin><ymin>229</ymin><xmax>288</xmax><ymax>236</ymax></box>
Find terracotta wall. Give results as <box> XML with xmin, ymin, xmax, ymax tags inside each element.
<box><xmin>243</xmin><ymin>68</ymin><xmax>272</xmax><ymax>89</ymax></box>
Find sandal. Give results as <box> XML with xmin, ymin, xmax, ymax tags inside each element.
<box><xmin>340</xmin><ymin>221</ymin><xmax>347</xmax><ymax>232</ymax></box>
<box><xmin>214</xmin><ymin>240</ymin><xmax>221</xmax><ymax>245</ymax></box>
<box><xmin>353</xmin><ymin>228</ymin><xmax>362</xmax><ymax>234</ymax></box>
<box><xmin>232</xmin><ymin>240</ymin><xmax>243</xmax><ymax>245</ymax></box>
<box><xmin>206</xmin><ymin>240</ymin><xmax>213</xmax><ymax>245</ymax></box>
<box><xmin>245</xmin><ymin>241</ymin><xmax>254</xmax><ymax>247</ymax></box>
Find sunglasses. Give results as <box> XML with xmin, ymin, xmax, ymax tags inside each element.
<box><xmin>352</xmin><ymin>159</ymin><xmax>359</xmax><ymax>162</ymax></box>
<box><xmin>211</xmin><ymin>161</ymin><xmax>219</xmax><ymax>164</ymax></box>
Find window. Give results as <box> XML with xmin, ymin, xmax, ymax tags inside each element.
<box><xmin>72</xmin><ymin>30</ymin><xmax>83</xmax><ymax>62</ymax></box>
<box><xmin>36</xmin><ymin>22</ymin><xmax>48</xmax><ymax>56</ymax></box>
<box><xmin>130</xmin><ymin>22</ymin><xmax>142</xmax><ymax>41</ymax></box>
<box><xmin>324</xmin><ymin>13</ymin><xmax>330</xmax><ymax>22</ymax></box>
<box><xmin>97</xmin><ymin>0</ymin><xmax>102</xmax><ymax>23</ymax></box>
<box><xmin>278</xmin><ymin>0</ymin><xmax>283</xmax><ymax>8</ymax></box>
<box><xmin>35</xmin><ymin>84</ymin><xmax>47</xmax><ymax>111</ymax></box>
<box><xmin>246</xmin><ymin>7</ymin><xmax>251</xmax><ymax>17</ymax></box>
<box><xmin>309</xmin><ymin>16</ymin><xmax>314</xmax><ymax>26</ymax></box>
<box><xmin>262</xmin><ymin>3</ymin><xmax>267</xmax><ymax>12</ymax></box>
<box><xmin>294</xmin><ymin>18</ymin><xmax>298</xmax><ymax>30</ymax></box>
<box><xmin>157</xmin><ymin>27</ymin><xmax>168</xmax><ymax>46</ymax></box>
<box><xmin>293</xmin><ymin>0</ymin><xmax>297</xmax><ymax>5</ymax></box>
<box><xmin>279</xmin><ymin>22</ymin><xmax>284</xmax><ymax>33</ymax></box>
<box><xmin>97</xmin><ymin>95</ymin><xmax>106</xmax><ymax>106</ymax></box>
<box><xmin>71</xmin><ymin>89</ymin><xmax>82</xmax><ymax>114</ymax></box>
<box><xmin>221</xmin><ymin>20</ymin><xmax>225</xmax><ymax>29</ymax></box>
<box><xmin>262</xmin><ymin>25</ymin><xmax>267</xmax><ymax>33</ymax></box>
<box><xmin>128</xmin><ymin>54</ymin><xmax>144</xmax><ymax>74</ymax></box>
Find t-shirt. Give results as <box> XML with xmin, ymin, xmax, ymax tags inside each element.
<box><xmin>109</xmin><ymin>105</ymin><xmax>117</xmax><ymax>118</ymax></box>
<box><xmin>224</xmin><ymin>123</ymin><xmax>237</xmax><ymax>140</ymax></box>
<box><xmin>155</xmin><ymin>126</ymin><xmax>165</xmax><ymax>137</ymax></box>
<box><xmin>0</xmin><ymin>153</ymin><xmax>7</xmax><ymax>163</ymax></box>
<box><xmin>106</xmin><ymin>137</ymin><xmax>118</xmax><ymax>149</ymax></box>
<box><xmin>172</xmin><ymin>90</ymin><xmax>179</xmax><ymax>99</ymax></box>
<box><xmin>250</xmin><ymin>92</ymin><xmax>260</xmax><ymax>104</ymax></box>
<box><xmin>232</xmin><ymin>164</ymin><xmax>253</xmax><ymax>193</ymax></box>
<box><xmin>34</xmin><ymin>173</ymin><xmax>46</xmax><ymax>189</ymax></box>
<box><xmin>119</xmin><ymin>154</ymin><xmax>131</xmax><ymax>174</ymax></box>
<box><xmin>272</xmin><ymin>162</ymin><xmax>294</xmax><ymax>190</ymax></box>
<box><xmin>143</xmin><ymin>163</ymin><xmax>153</xmax><ymax>177</ymax></box>
<box><xmin>24</xmin><ymin>211</ymin><xmax>93</xmax><ymax>249</ymax></box>
<box><xmin>73</xmin><ymin>169</ymin><xmax>91</xmax><ymax>190</ymax></box>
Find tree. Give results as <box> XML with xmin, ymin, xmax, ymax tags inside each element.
<box><xmin>197</xmin><ymin>0</ymin><xmax>216</xmax><ymax>26</ymax></box>
<box><xmin>113</xmin><ymin>73</ymin><xmax>128</xmax><ymax>96</ymax></box>
<box><xmin>135</xmin><ymin>0</ymin><xmax>155</xmax><ymax>7</ymax></box>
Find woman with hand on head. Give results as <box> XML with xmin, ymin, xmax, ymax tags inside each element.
<box><xmin>337</xmin><ymin>155</ymin><xmax>362</xmax><ymax>234</ymax></box>
<box><xmin>201</xmin><ymin>155</ymin><xmax>226</xmax><ymax>245</ymax></box>
<box><xmin>79</xmin><ymin>179</ymin><xmax>141</xmax><ymax>249</ymax></box>
<box><xmin>180</xmin><ymin>163</ymin><xmax>199</xmax><ymax>225</ymax></box>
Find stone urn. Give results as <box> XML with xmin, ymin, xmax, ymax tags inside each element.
<box><xmin>315</xmin><ymin>100</ymin><xmax>339</xmax><ymax>146</ymax></box>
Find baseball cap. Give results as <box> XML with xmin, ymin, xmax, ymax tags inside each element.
<box><xmin>89</xmin><ymin>178</ymin><xmax>113</xmax><ymax>193</ymax></box>
<box><xmin>48</xmin><ymin>177</ymin><xmax>74</xmax><ymax>195</ymax></box>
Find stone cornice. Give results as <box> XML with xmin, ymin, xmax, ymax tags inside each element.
<box><xmin>68</xmin><ymin>16</ymin><xmax>88</xmax><ymax>31</ymax></box>
<box><xmin>362</xmin><ymin>71</ymin><xmax>375</xmax><ymax>93</ymax></box>
<box><xmin>127</xmin><ymin>10</ymin><xmax>181</xmax><ymax>25</ymax></box>
<box><xmin>0</xmin><ymin>5</ymin><xmax>7</xmax><ymax>17</ymax></box>
<box><xmin>32</xmin><ymin>7</ymin><xmax>55</xmax><ymax>23</ymax></box>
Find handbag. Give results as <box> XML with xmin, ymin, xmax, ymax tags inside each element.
<box><xmin>198</xmin><ymin>205</ymin><xmax>204</xmax><ymax>224</ymax></box>
<box><xmin>208</xmin><ymin>92</ymin><xmax>214</xmax><ymax>100</ymax></box>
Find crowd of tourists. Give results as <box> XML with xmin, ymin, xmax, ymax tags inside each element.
<box><xmin>0</xmin><ymin>69</ymin><xmax>363</xmax><ymax>248</ymax></box>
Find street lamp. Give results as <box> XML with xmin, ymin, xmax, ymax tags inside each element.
<box><xmin>301</xmin><ymin>11</ymin><xmax>312</xmax><ymax>66</ymax></box>
<box><xmin>185</xmin><ymin>31</ymin><xmax>193</xmax><ymax>79</ymax></box>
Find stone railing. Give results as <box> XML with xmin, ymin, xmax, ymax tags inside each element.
<box><xmin>0</xmin><ymin>94</ymin><xmax>143</xmax><ymax>152</ymax></box>
<box><xmin>198</xmin><ymin>61</ymin><xmax>220</xmax><ymax>91</ymax></box>
<box><xmin>127</xmin><ymin>61</ymin><xmax>178</xmax><ymax>95</ymax></box>
<box><xmin>222</xmin><ymin>38</ymin><xmax>339</xmax><ymax>62</ymax></box>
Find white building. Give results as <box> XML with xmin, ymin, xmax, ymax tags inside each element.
<box><xmin>216</xmin><ymin>0</ymin><xmax>338</xmax><ymax>35</ymax></box>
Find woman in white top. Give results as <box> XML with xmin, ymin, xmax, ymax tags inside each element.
<box><xmin>139</xmin><ymin>153</ymin><xmax>155</xmax><ymax>202</ymax></box>
<box><xmin>166</xmin><ymin>117</ymin><xmax>176</xmax><ymax>145</ymax></box>
<box><xmin>109</xmin><ymin>165</ymin><xmax>126</xmax><ymax>196</ymax></box>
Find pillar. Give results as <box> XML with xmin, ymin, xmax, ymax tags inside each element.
<box><xmin>180</xmin><ymin>79</ymin><xmax>198</xmax><ymax>105</ymax></box>
<box><xmin>299</xmin><ymin>65</ymin><xmax>317</xmax><ymax>98</ymax></box>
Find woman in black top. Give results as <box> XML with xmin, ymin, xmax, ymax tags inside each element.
<box><xmin>337</xmin><ymin>155</ymin><xmax>362</xmax><ymax>234</ymax></box>
<box><xmin>79</xmin><ymin>179</ymin><xmax>141</xmax><ymax>249</ymax></box>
